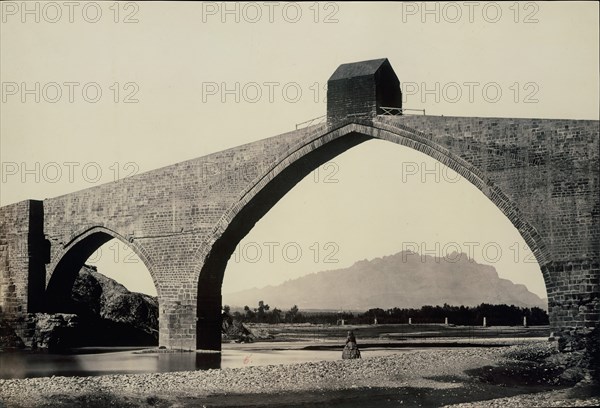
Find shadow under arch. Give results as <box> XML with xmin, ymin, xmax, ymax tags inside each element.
<box><xmin>45</xmin><ymin>226</ymin><xmax>159</xmax><ymax>313</ymax></box>
<box><xmin>193</xmin><ymin>120</ymin><xmax>551</xmax><ymax>349</ymax></box>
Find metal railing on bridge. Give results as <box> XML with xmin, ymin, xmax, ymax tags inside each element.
<box><xmin>295</xmin><ymin>115</ymin><xmax>326</xmax><ymax>130</ymax></box>
<box><xmin>294</xmin><ymin>107</ymin><xmax>426</xmax><ymax>130</ymax></box>
<box><xmin>380</xmin><ymin>107</ymin><xmax>426</xmax><ymax>116</ymax></box>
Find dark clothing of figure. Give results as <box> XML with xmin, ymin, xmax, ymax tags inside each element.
<box><xmin>342</xmin><ymin>331</ymin><xmax>361</xmax><ymax>359</ymax></box>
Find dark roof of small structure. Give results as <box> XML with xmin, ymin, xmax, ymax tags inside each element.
<box><xmin>328</xmin><ymin>58</ymin><xmax>392</xmax><ymax>81</ymax></box>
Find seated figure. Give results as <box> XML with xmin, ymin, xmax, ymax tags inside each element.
<box><xmin>342</xmin><ymin>330</ymin><xmax>361</xmax><ymax>359</ymax></box>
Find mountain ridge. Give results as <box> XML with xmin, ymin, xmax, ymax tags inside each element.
<box><xmin>223</xmin><ymin>251</ymin><xmax>547</xmax><ymax>311</ymax></box>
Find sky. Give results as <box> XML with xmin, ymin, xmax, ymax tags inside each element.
<box><xmin>1</xmin><ymin>2</ymin><xmax>598</xmax><ymax>301</ymax></box>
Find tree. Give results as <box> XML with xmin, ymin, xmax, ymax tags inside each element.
<box><xmin>270</xmin><ymin>308</ymin><xmax>283</xmax><ymax>324</ymax></box>
<box><xmin>256</xmin><ymin>300</ymin><xmax>270</xmax><ymax>322</ymax></box>
<box><xmin>244</xmin><ymin>305</ymin><xmax>255</xmax><ymax>321</ymax></box>
<box><xmin>221</xmin><ymin>305</ymin><xmax>233</xmax><ymax>327</ymax></box>
<box><xmin>286</xmin><ymin>305</ymin><xmax>300</xmax><ymax>323</ymax></box>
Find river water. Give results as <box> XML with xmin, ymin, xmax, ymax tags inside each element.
<box><xmin>0</xmin><ymin>345</ymin><xmax>417</xmax><ymax>379</ymax></box>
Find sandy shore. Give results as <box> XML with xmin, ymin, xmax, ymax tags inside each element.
<box><xmin>1</xmin><ymin>342</ymin><xmax>598</xmax><ymax>407</ymax></box>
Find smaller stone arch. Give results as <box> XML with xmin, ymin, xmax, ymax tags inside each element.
<box><xmin>45</xmin><ymin>226</ymin><xmax>159</xmax><ymax>313</ymax></box>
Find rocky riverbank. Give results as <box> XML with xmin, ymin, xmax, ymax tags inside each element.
<box><xmin>0</xmin><ymin>265</ymin><xmax>159</xmax><ymax>352</ymax></box>
<box><xmin>1</xmin><ymin>342</ymin><xmax>598</xmax><ymax>407</ymax></box>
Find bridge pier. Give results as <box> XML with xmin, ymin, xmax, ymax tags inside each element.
<box><xmin>545</xmin><ymin>260</ymin><xmax>600</xmax><ymax>381</ymax></box>
<box><xmin>196</xmin><ymin>288</ymin><xmax>222</xmax><ymax>352</ymax></box>
<box><xmin>196</xmin><ymin>274</ymin><xmax>223</xmax><ymax>351</ymax></box>
<box><xmin>155</xmin><ymin>271</ymin><xmax>223</xmax><ymax>351</ymax></box>
<box><xmin>158</xmin><ymin>298</ymin><xmax>197</xmax><ymax>350</ymax></box>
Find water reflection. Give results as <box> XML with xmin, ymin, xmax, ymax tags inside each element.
<box><xmin>0</xmin><ymin>346</ymin><xmax>409</xmax><ymax>379</ymax></box>
<box><xmin>1</xmin><ymin>351</ymin><xmax>85</xmax><ymax>379</ymax></box>
<box><xmin>0</xmin><ymin>349</ymin><xmax>220</xmax><ymax>379</ymax></box>
<box><xmin>156</xmin><ymin>352</ymin><xmax>221</xmax><ymax>372</ymax></box>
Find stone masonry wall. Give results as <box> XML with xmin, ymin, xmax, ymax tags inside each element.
<box><xmin>39</xmin><ymin>125</ymin><xmax>322</xmax><ymax>349</ymax></box>
<box><xmin>381</xmin><ymin>116</ymin><xmax>599</xmax><ymax>265</ymax></box>
<box><xmin>376</xmin><ymin>115</ymin><xmax>599</xmax><ymax>336</ymax></box>
<box><xmin>327</xmin><ymin>77</ymin><xmax>377</xmax><ymax>124</ymax></box>
<box><xmin>0</xmin><ymin>201</ymin><xmax>33</xmax><ymax>315</ymax></box>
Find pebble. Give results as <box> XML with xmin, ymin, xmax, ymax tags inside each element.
<box><xmin>0</xmin><ymin>344</ymin><xmax>597</xmax><ymax>407</ymax></box>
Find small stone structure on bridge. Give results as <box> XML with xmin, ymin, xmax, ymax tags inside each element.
<box><xmin>1</xmin><ymin>59</ymin><xmax>598</xmax><ymax>372</ymax></box>
<box><xmin>327</xmin><ymin>58</ymin><xmax>402</xmax><ymax>124</ymax></box>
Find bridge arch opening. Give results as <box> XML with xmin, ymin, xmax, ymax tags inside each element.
<box><xmin>194</xmin><ymin>123</ymin><xmax>549</xmax><ymax>350</ymax></box>
<box><xmin>44</xmin><ymin>227</ymin><xmax>159</xmax><ymax>346</ymax></box>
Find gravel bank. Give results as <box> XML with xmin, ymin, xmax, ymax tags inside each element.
<box><xmin>1</xmin><ymin>343</ymin><xmax>598</xmax><ymax>407</ymax></box>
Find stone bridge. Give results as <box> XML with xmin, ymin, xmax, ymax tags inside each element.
<box><xmin>1</xmin><ymin>59</ymin><xmax>598</xmax><ymax>353</ymax></box>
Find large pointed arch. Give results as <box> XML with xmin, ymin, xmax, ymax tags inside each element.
<box><xmin>193</xmin><ymin>120</ymin><xmax>550</xmax><ymax>286</ymax></box>
<box><xmin>191</xmin><ymin>119</ymin><xmax>551</xmax><ymax>349</ymax></box>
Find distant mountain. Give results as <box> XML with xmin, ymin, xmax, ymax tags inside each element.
<box><xmin>223</xmin><ymin>251</ymin><xmax>547</xmax><ymax>311</ymax></box>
